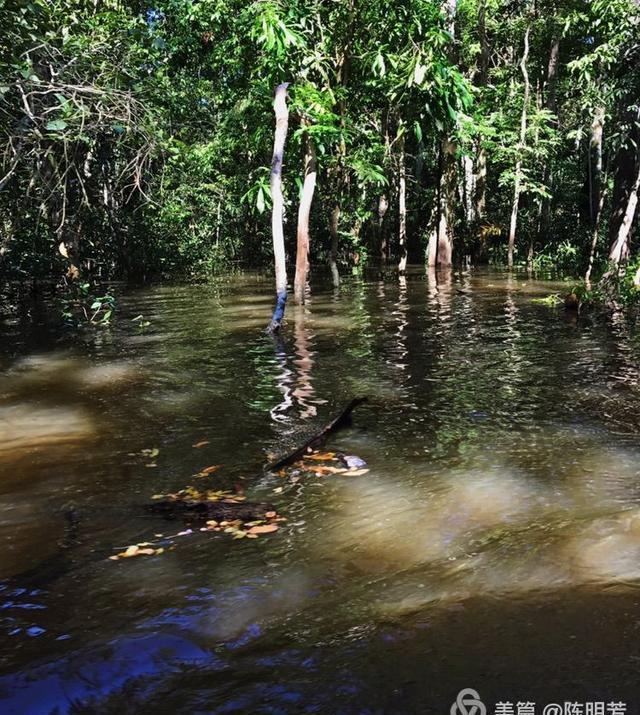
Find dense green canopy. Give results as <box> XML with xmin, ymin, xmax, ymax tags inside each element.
<box><xmin>1</xmin><ymin>0</ymin><xmax>639</xmax><ymax>295</ymax></box>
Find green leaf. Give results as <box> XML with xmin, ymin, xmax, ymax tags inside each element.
<box><xmin>46</xmin><ymin>119</ymin><xmax>67</xmax><ymax>131</ymax></box>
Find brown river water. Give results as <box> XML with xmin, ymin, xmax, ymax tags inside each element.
<box><xmin>1</xmin><ymin>269</ymin><xmax>640</xmax><ymax>714</ymax></box>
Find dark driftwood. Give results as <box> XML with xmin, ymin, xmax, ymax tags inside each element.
<box><xmin>145</xmin><ymin>499</ymin><xmax>275</xmax><ymax>522</ymax></box>
<box><xmin>267</xmin><ymin>397</ymin><xmax>368</xmax><ymax>471</ymax></box>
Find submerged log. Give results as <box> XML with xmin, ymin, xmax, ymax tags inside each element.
<box><xmin>267</xmin><ymin>397</ymin><xmax>368</xmax><ymax>471</ymax></box>
<box><xmin>145</xmin><ymin>499</ymin><xmax>275</xmax><ymax>522</ymax></box>
<box><xmin>144</xmin><ymin>398</ymin><xmax>368</xmax><ymax>523</ymax></box>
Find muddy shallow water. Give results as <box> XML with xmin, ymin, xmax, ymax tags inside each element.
<box><xmin>1</xmin><ymin>269</ymin><xmax>640</xmax><ymax>714</ymax></box>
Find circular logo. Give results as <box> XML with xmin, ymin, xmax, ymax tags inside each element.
<box><xmin>451</xmin><ymin>688</ymin><xmax>487</xmax><ymax>715</ymax></box>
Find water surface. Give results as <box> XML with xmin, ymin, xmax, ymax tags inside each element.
<box><xmin>1</xmin><ymin>269</ymin><xmax>640</xmax><ymax>714</ymax></box>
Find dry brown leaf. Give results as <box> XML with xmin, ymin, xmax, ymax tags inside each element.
<box><xmin>192</xmin><ymin>440</ymin><xmax>210</xmax><ymax>448</ymax></box>
<box><xmin>247</xmin><ymin>524</ymin><xmax>279</xmax><ymax>535</ymax></box>
<box><xmin>346</xmin><ymin>468</ymin><xmax>370</xmax><ymax>477</ymax></box>
<box><xmin>309</xmin><ymin>465</ymin><xmax>345</xmax><ymax>475</ymax></box>
<box><xmin>307</xmin><ymin>452</ymin><xmax>336</xmax><ymax>461</ymax></box>
<box><xmin>265</xmin><ymin>511</ymin><xmax>277</xmax><ymax>518</ymax></box>
<box><xmin>198</xmin><ymin>465</ymin><xmax>221</xmax><ymax>475</ymax></box>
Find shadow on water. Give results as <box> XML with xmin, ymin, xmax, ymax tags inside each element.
<box><xmin>1</xmin><ymin>269</ymin><xmax>640</xmax><ymax>713</ymax></box>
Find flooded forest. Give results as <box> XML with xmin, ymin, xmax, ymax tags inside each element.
<box><xmin>1</xmin><ymin>1</ymin><xmax>640</xmax><ymax>713</ymax></box>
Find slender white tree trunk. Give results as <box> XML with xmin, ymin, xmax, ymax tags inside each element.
<box><xmin>294</xmin><ymin>126</ymin><xmax>317</xmax><ymax>304</ymax></box>
<box><xmin>329</xmin><ymin>204</ymin><xmax>340</xmax><ymax>287</ymax></box>
<box><xmin>268</xmin><ymin>82</ymin><xmax>290</xmax><ymax>333</ymax></box>
<box><xmin>507</xmin><ymin>25</ymin><xmax>530</xmax><ymax>269</ymax></box>
<box><xmin>398</xmin><ymin>133</ymin><xmax>408</xmax><ymax>274</ymax></box>
<box><xmin>584</xmin><ymin>107</ymin><xmax>605</xmax><ymax>289</ymax></box>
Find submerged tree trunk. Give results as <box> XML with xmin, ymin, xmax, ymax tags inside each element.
<box><xmin>507</xmin><ymin>24</ymin><xmax>531</xmax><ymax>269</ymax></box>
<box><xmin>293</xmin><ymin>126</ymin><xmax>317</xmax><ymax>304</ymax></box>
<box><xmin>398</xmin><ymin>132</ymin><xmax>408</xmax><ymax>274</ymax></box>
<box><xmin>267</xmin><ymin>83</ymin><xmax>290</xmax><ymax>333</ymax></box>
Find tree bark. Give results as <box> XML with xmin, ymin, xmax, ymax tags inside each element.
<box><xmin>436</xmin><ymin>137</ymin><xmax>456</xmax><ymax>267</ymax></box>
<box><xmin>293</xmin><ymin>125</ymin><xmax>317</xmax><ymax>304</ymax></box>
<box><xmin>589</xmin><ymin>106</ymin><xmax>605</xmax><ymax>227</ymax></box>
<box><xmin>267</xmin><ymin>82</ymin><xmax>290</xmax><ymax>333</ymax></box>
<box><xmin>585</xmin><ymin>184</ymin><xmax>607</xmax><ymax>290</ymax></box>
<box><xmin>507</xmin><ymin>24</ymin><xmax>530</xmax><ymax>269</ymax></box>
<box><xmin>433</xmin><ymin>0</ymin><xmax>458</xmax><ymax>268</ymax></box>
<box><xmin>398</xmin><ymin>132</ymin><xmax>408</xmax><ymax>274</ymax></box>
<box><xmin>462</xmin><ymin>153</ymin><xmax>475</xmax><ymax>227</ymax></box>
<box><xmin>608</xmin><ymin>112</ymin><xmax>640</xmax><ymax>255</ymax></box>
<box><xmin>608</xmin><ymin>162</ymin><xmax>640</xmax><ymax>267</ymax></box>
<box><xmin>378</xmin><ymin>193</ymin><xmax>389</xmax><ymax>263</ymax></box>
<box><xmin>540</xmin><ymin>33</ymin><xmax>560</xmax><ymax>236</ymax></box>
<box><xmin>329</xmin><ymin>203</ymin><xmax>341</xmax><ymax>287</ymax></box>
<box><xmin>474</xmin><ymin>0</ymin><xmax>489</xmax><ymax>221</ymax></box>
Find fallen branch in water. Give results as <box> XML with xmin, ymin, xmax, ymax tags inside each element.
<box><xmin>267</xmin><ymin>397</ymin><xmax>368</xmax><ymax>471</ymax></box>
<box><xmin>145</xmin><ymin>498</ymin><xmax>275</xmax><ymax>523</ymax></box>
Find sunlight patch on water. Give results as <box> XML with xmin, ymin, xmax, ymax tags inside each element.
<box><xmin>0</xmin><ymin>405</ymin><xmax>94</xmax><ymax>459</ymax></box>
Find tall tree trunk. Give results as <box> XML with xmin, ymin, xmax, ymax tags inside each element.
<box><xmin>608</xmin><ymin>162</ymin><xmax>640</xmax><ymax>267</ymax></box>
<box><xmin>434</xmin><ymin>0</ymin><xmax>458</xmax><ymax>267</ymax></box>
<box><xmin>378</xmin><ymin>193</ymin><xmax>389</xmax><ymax>263</ymax></box>
<box><xmin>436</xmin><ymin>137</ymin><xmax>456</xmax><ymax>266</ymax></box>
<box><xmin>329</xmin><ymin>204</ymin><xmax>341</xmax><ymax>287</ymax></box>
<box><xmin>398</xmin><ymin>132</ymin><xmax>408</xmax><ymax>274</ymax></box>
<box><xmin>328</xmin><ymin>5</ymin><xmax>355</xmax><ymax>289</ymax></box>
<box><xmin>267</xmin><ymin>82</ymin><xmax>290</xmax><ymax>333</ymax></box>
<box><xmin>540</xmin><ymin>33</ymin><xmax>560</xmax><ymax>236</ymax></box>
<box><xmin>589</xmin><ymin>106</ymin><xmax>605</xmax><ymax>227</ymax></box>
<box><xmin>462</xmin><ymin>153</ymin><xmax>475</xmax><ymax>227</ymax></box>
<box><xmin>585</xmin><ymin>184</ymin><xmax>607</xmax><ymax>290</ymax></box>
<box><xmin>608</xmin><ymin>114</ymin><xmax>640</xmax><ymax>255</ymax></box>
<box><xmin>507</xmin><ymin>24</ymin><xmax>531</xmax><ymax>269</ymax></box>
<box><xmin>293</xmin><ymin>126</ymin><xmax>317</xmax><ymax>304</ymax></box>
<box><xmin>474</xmin><ymin>0</ymin><xmax>489</xmax><ymax>221</ymax></box>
